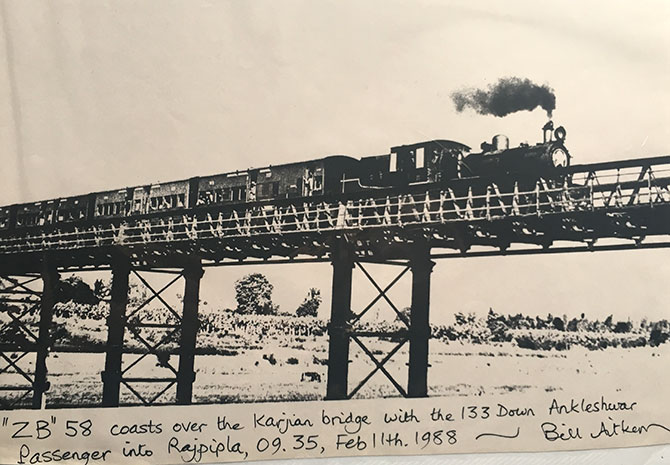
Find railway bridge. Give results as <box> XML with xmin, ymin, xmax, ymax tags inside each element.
<box><xmin>1</xmin><ymin>155</ymin><xmax>670</xmax><ymax>409</ymax></box>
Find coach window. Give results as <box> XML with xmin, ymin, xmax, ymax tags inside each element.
<box><xmin>390</xmin><ymin>152</ymin><xmax>398</xmax><ymax>172</ymax></box>
<box><xmin>313</xmin><ymin>172</ymin><xmax>323</xmax><ymax>192</ymax></box>
<box><xmin>416</xmin><ymin>147</ymin><xmax>425</xmax><ymax>169</ymax></box>
<box><xmin>233</xmin><ymin>186</ymin><xmax>245</xmax><ymax>202</ymax></box>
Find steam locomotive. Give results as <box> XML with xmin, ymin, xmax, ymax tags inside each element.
<box><xmin>0</xmin><ymin>122</ymin><xmax>570</xmax><ymax>233</ymax></box>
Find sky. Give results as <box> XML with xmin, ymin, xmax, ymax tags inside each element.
<box><xmin>1</xmin><ymin>0</ymin><xmax>669</xmax><ymax>323</ymax></box>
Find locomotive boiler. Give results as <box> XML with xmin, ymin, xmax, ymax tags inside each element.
<box><xmin>461</xmin><ymin>121</ymin><xmax>569</xmax><ymax>178</ymax></box>
<box><xmin>354</xmin><ymin>121</ymin><xmax>570</xmax><ymax>190</ymax></box>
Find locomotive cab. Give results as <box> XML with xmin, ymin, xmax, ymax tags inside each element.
<box><xmin>390</xmin><ymin>140</ymin><xmax>471</xmax><ymax>184</ymax></box>
<box><xmin>358</xmin><ymin>140</ymin><xmax>470</xmax><ymax>188</ymax></box>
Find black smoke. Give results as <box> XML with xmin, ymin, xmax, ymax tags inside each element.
<box><xmin>451</xmin><ymin>77</ymin><xmax>556</xmax><ymax>118</ymax></box>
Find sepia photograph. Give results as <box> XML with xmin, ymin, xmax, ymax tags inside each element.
<box><xmin>1</xmin><ymin>1</ymin><xmax>669</xmax><ymax>464</ymax></box>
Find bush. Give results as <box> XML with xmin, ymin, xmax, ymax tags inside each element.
<box><xmin>436</xmin><ymin>311</ymin><xmax>669</xmax><ymax>352</ymax></box>
<box><xmin>515</xmin><ymin>334</ymin><xmax>570</xmax><ymax>351</ymax></box>
<box><xmin>56</xmin><ymin>276</ymin><xmax>99</xmax><ymax>306</ymax></box>
<box><xmin>614</xmin><ymin>321</ymin><xmax>633</xmax><ymax>333</ymax></box>
<box><xmin>650</xmin><ymin>328</ymin><xmax>669</xmax><ymax>346</ymax></box>
<box><xmin>296</xmin><ymin>288</ymin><xmax>322</xmax><ymax>317</ymax></box>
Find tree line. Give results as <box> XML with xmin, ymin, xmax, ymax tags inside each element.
<box><xmin>47</xmin><ymin>272</ymin><xmax>322</xmax><ymax>319</ymax></box>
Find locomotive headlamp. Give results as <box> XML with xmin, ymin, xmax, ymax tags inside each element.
<box><xmin>552</xmin><ymin>148</ymin><xmax>569</xmax><ymax>168</ymax></box>
<box><xmin>554</xmin><ymin>126</ymin><xmax>567</xmax><ymax>141</ymax></box>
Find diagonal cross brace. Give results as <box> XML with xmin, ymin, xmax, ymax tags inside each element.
<box><xmin>350</xmin><ymin>264</ymin><xmax>410</xmax><ymax>326</ymax></box>
<box><xmin>123</xmin><ymin>325</ymin><xmax>180</xmax><ymax>376</ymax></box>
<box><xmin>0</xmin><ymin>351</ymin><xmax>34</xmax><ymax>385</ymax></box>
<box><xmin>0</xmin><ymin>389</ymin><xmax>33</xmax><ymax>409</ymax></box>
<box><xmin>125</xmin><ymin>272</ymin><xmax>184</xmax><ymax>322</ymax></box>
<box><xmin>130</xmin><ymin>269</ymin><xmax>184</xmax><ymax>322</ymax></box>
<box><xmin>348</xmin><ymin>334</ymin><xmax>409</xmax><ymax>399</ymax></box>
<box><xmin>0</xmin><ymin>276</ymin><xmax>42</xmax><ymax>296</ymax></box>
<box><xmin>120</xmin><ymin>378</ymin><xmax>177</xmax><ymax>406</ymax></box>
<box><xmin>354</xmin><ymin>263</ymin><xmax>411</xmax><ymax>327</ymax></box>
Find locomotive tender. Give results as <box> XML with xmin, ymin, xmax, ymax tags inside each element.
<box><xmin>0</xmin><ymin>122</ymin><xmax>570</xmax><ymax>233</ymax></box>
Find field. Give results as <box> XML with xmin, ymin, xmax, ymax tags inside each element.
<box><xmin>37</xmin><ymin>336</ymin><xmax>670</xmax><ymax>407</ymax></box>
<box><xmin>2</xmin><ymin>308</ymin><xmax>668</xmax><ymax>408</ymax></box>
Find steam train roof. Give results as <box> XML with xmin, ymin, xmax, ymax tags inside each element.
<box><xmin>242</xmin><ymin>154</ymin><xmax>358</xmax><ymax>172</ymax></box>
<box><xmin>391</xmin><ymin>139</ymin><xmax>471</xmax><ymax>152</ymax></box>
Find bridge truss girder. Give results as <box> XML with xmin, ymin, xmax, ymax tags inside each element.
<box><xmin>1</xmin><ymin>203</ymin><xmax>666</xmax><ymax>276</ymax></box>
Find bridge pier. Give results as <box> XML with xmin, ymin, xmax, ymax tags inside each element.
<box><xmin>407</xmin><ymin>246</ymin><xmax>434</xmax><ymax>398</ymax></box>
<box><xmin>176</xmin><ymin>261</ymin><xmax>204</xmax><ymax>405</ymax></box>
<box><xmin>326</xmin><ymin>240</ymin><xmax>354</xmax><ymax>400</ymax></box>
<box><xmin>32</xmin><ymin>260</ymin><xmax>58</xmax><ymax>409</ymax></box>
<box><xmin>101</xmin><ymin>255</ymin><xmax>203</xmax><ymax>407</ymax></box>
<box><xmin>325</xmin><ymin>238</ymin><xmax>435</xmax><ymax>400</ymax></box>
<box><xmin>101</xmin><ymin>254</ymin><xmax>131</xmax><ymax>407</ymax></box>
<box><xmin>0</xmin><ymin>265</ymin><xmax>58</xmax><ymax>409</ymax></box>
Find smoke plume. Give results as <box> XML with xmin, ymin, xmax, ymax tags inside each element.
<box><xmin>451</xmin><ymin>77</ymin><xmax>556</xmax><ymax>118</ymax></box>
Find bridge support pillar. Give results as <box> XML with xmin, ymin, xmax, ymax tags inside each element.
<box><xmin>407</xmin><ymin>245</ymin><xmax>434</xmax><ymax>398</ymax></box>
<box><xmin>176</xmin><ymin>261</ymin><xmax>203</xmax><ymax>405</ymax></box>
<box><xmin>32</xmin><ymin>260</ymin><xmax>58</xmax><ymax>409</ymax></box>
<box><xmin>326</xmin><ymin>240</ymin><xmax>354</xmax><ymax>400</ymax></box>
<box><xmin>101</xmin><ymin>254</ymin><xmax>130</xmax><ymax>407</ymax></box>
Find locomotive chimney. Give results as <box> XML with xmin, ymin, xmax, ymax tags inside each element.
<box><xmin>492</xmin><ymin>134</ymin><xmax>509</xmax><ymax>151</ymax></box>
<box><xmin>543</xmin><ymin>120</ymin><xmax>554</xmax><ymax>143</ymax></box>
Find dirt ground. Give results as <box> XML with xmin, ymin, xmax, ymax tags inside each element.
<box><xmin>25</xmin><ymin>337</ymin><xmax>669</xmax><ymax>408</ymax></box>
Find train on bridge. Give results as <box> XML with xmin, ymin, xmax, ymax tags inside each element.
<box><xmin>0</xmin><ymin>122</ymin><xmax>570</xmax><ymax>234</ymax></box>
